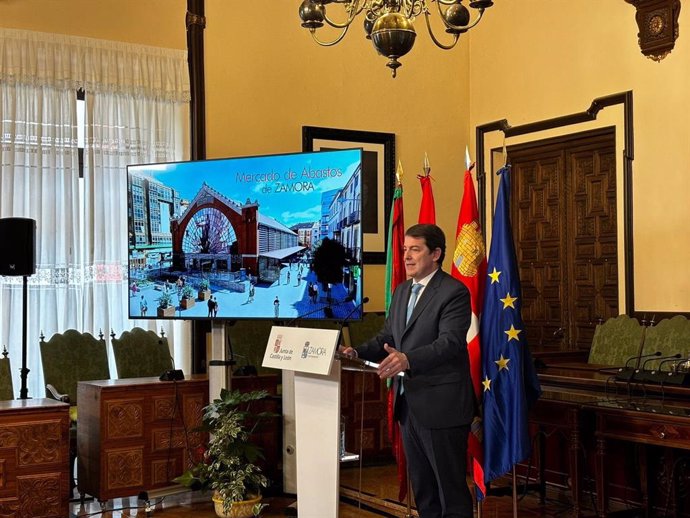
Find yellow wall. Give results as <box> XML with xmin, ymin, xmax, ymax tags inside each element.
<box><xmin>4</xmin><ymin>1</ymin><xmax>684</xmax><ymax>313</ymax></box>
<box><xmin>203</xmin><ymin>1</ymin><xmax>472</xmax><ymax>310</ymax></box>
<box><xmin>468</xmin><ymin>1</ymin><xmax>690</xmax><ymax>313</ymax></box>
<box><xmin>0</xmin><ymin>0</ymin><xmax>186</xmax><ymax>48</ymax></box>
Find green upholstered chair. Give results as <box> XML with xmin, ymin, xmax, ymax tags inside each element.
<box><xmin>641</xmin><ymin>315</ymin><xmax>690</xmax><ymax>371</ymax></box>
<box><xmin>39</xmin><ymin>329</ymin><xmax>110</xmax><ymax>409</ymax></box>
<box><xmin>111</xmin><ymin>327</ymin><xmax>173</xmax><ymax>379</ymax></box>
<box><xmin>587</xmin><ymin>315</ymin><xmax>644</xmax><ymax>367</ymax></box>
<box><xmin>39</xmin><ymin>329</ymin><xmax>110</xmax><ymax>493</ymax></box>
<box><xmin>0</xmin><ymin>347</ymin><xmax>13</xmax><ymax>401</ymax></box>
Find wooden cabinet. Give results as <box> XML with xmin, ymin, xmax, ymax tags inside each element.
<box><xmin>77</xmin><ymin>376</ymin><xmax>208</xmax><ymax>502</ymax></box>
<box><xmin>0</xmin><ymin>398</ymin><xmax>70</xmax><ymax>518</ymax></box>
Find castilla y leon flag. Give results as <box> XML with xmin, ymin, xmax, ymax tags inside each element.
<box><xmin>451</xmin><ymin>164</ymin><xmax>488</xmax><ymax>499</ymax></box>
<box><xmin>384</xmin><ymin>166</ymin><xmax>408</xmax><ymax>501</ymax></box>
<box><xmin>417</xmin><ymin>153</ymin><xmax>435</xmax><ymax>224</ymax></box>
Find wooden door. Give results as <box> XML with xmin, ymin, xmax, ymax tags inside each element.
<box><xmin>508</xmin><ymin>128</ymin><xmax>618</xmax><ymax>351</ymax></box>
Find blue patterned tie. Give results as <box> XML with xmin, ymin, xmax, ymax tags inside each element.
<box><xmin>406</xmin><ymin>283</ymin><xmax>422</xmax><ymax>325</ymax></box>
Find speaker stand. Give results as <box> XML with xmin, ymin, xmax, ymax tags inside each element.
<box><xmin>19</xmin><ymin>275</ymin><xmax>29</xmax><ymax>399</ymax></box>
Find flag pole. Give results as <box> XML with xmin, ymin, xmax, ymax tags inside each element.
<box><xmin>512</xmin><ymin>469</ymin><xmax>518</xmax><ymax>518</ymax></box>
<box><xmin>405</xmin><ymin>465</ymin><xmax>413</xmax><ymax>518</ymax></box>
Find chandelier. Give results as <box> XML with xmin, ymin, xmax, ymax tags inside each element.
<box><xmin>298</xmin><ymin>0</ymin><xmax>493</xmax><ymax>77</ymax></box>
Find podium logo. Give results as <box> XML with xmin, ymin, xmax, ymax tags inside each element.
<box><xmin>301</xmin><ymin>341</ymin><xmax>310</xmax><ymax>358</ymax></box>
<box><xmin>274</xmin><ymin>334</ymin><xmax>283</xmax><ymax>353</ymax></box>
<box><xmin>301</xmin><ymin>341</ymin><xmax>328</xmax><ymax>359</ymax></box>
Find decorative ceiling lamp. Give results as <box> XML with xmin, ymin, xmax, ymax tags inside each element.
<box><xmin>298</xmin><ymin>0</ymin><xmax>493</xmax><ymax>77</ymax></box>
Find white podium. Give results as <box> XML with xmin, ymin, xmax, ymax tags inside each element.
<box><xmin>262</xmin><ymin>326</ymin><xmax>342</xmax><ymax>518</ymax></box>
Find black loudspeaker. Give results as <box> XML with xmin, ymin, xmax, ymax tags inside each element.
<box><xmin>0</xmin><ymin>218</ymin><xmax>36</xmax><ymax>276</ymax></box>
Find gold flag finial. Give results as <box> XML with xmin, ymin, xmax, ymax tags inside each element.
<box><xmin>396</xmin><ymin>160</ymin><xmax>404</xmax><ymax>185</ymax></box>
<box><xmin>423</xmin><ymin>152</ymin><xmax>431</xmax><ymax>177</ymax></box>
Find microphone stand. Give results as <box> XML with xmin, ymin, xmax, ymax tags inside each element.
<box><xmin>336</xmin><ymin>297</ymin><xmax>369</xmax><ymax>349</ymax></box>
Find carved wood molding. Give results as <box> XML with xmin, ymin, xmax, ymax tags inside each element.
<box><xmin>625</xmin><ymin>0</ymin><xmax>681</xmax><ymax>61</ymax></box>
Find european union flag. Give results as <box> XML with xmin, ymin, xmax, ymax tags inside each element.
<box><xmin>480</xmin><ymin>165</ymin><xmax>542</xmax><ymax>484</ymax></box>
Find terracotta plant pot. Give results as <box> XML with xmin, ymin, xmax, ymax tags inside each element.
<box><xmin>198</xmin><ymin>289</ymin><xmax>211</xmax><ymax>301</ymax></box>
<box><xmin>212</xmin><ymin>492</ymin><xmax>261</xmax><ymax>518</ymax></box>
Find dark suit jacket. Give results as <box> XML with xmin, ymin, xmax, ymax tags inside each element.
<box><xmin>356</xmin><ymin>269</ymin><xmax>473</xmax><ymax>429</ymax></box>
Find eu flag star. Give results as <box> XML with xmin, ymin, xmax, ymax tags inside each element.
<box><xmin>495</xmin><ymin>354</ymin><xmax>510</xmax><ymax>371</ymax></box>
<box><xmin>482</xmin><ymin>376</ymin><xmax>492</xmax><ymax>392</ymax></box>
<box><xmin>504</xmin><ymin>325</ymin><xmax>521</xmax><ymax>342</ymax></box>
<box><xmin>500</xmin><ymin>292</ymin><xmax>517</xmax><ymax>309</ymax></box>
<box><xmin>488</xmin><ymin>267</ymin><xmax>501</xmax><ymax>284</ymax></box>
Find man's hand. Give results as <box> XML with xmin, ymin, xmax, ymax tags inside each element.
<box><xmin>339</xmin><ymin>345</ymin><xmax>358</xmax><ymax>359</ymax></box>
<box><xmin>377</xmin><ymin>344</ymin><xmax>409</xmax><ymax>379</ymax></box>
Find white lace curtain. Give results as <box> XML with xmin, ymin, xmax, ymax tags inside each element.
<box><xmin>0</xmin><ymin>28</ymin><xmax>191</xmax><ymax>398</ymax></box>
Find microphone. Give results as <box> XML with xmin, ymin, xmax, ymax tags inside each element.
<box><xmin>615</xmin><ymin>351</ymin><xmax>660</xmax><ymax>382</ymax></box>
<box><xmin>159</xmin><ymin>354</ymin><xmax>185</xmax><ymax>381</ymax></box>
<box><xmin>285</xmin><ymin>303</ymin><xmax>333</xmax><ymax>326</ymax></box>
<box><xmin>644</xmin><ymin>353</ymin><xmax>681</xmax><ymax>372</ymax></box>
<box><xmin>339</xmin><ymin>297</ymin><xmax>369</xmax><ymax>328</ymax></box>
<box><xmin>654</xmin><ymin>354</ymin><xmax>683</xmax><ymax>373</ymax></box>
<box><xmin>635</xmin><ymin>353</ymin><xmax>681</xmax><ymax>384</ymax></box>
<box><xmin>626</xmin><ymin>350</ymin><xmax>661</xmax><ymax>369</ymax></box>
<box><xmin>337</xmin><ymin>297</ymin><xmax>369</xmax><ymax>349</ymax></box>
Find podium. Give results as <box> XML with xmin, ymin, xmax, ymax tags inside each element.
<box><xmin>263</xmin><ymin>326</ymin><xmax>345</xmax><ymax>518</ymax></box>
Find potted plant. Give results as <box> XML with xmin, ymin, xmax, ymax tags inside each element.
<box><xmin>156</xmin><ymin>290</ymin><xmax>175</xmax><ymax>317</ymax></box>
<box><xmin>175</xmin><ymin>389</ymin><xmax>274</xmax><ymax>518</ymax></box>
<box><xmin>198</xmin><ymin>278</ymin><xmax>212</xmax><ymax>301</ymax></box>
<box><xmin>181</xmin><ymin>284</ymin><xmax>196</xmax><ymax>309</ymax></box>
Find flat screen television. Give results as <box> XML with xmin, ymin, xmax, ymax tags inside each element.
<box><xmin>126</xmin><ymin>149</ymin><xmax>364</xmax><ymax>321</ymax></box>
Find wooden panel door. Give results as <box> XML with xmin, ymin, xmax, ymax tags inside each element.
<box><xmin>508</xmin><ymin>128</ymin><xmax>618</xmax><ymax>352</ymax></box>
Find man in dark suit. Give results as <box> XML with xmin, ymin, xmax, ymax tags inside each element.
<box><xmin>342</xmin><ymin>223</ymin><xmax>473</xmax><ymax>518</ymax></box>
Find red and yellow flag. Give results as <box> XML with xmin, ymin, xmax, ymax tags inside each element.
<box><xmin>451</xmin><ymin>165</ymin><xmax>488</xmax><ymax>499</ymax></box>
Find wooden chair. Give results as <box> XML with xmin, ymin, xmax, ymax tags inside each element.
<box><xmin>111</xmin><ymin>327</ymin><xmax>173</xmax><ymax>379</ymax></box>
<box><xmin>39</xmin><ymin>329</ymin><xmax>110</xmax><ymax>493</ymax></box>
<box><xmin>0</xmin><ymin>346</ymin><xmax>13</xmax><ymax>400</ymax></box>
<box><xmin>641</xmin><ymin>315</ymin><xmax>690</xmax><ymax>371</ymax></box>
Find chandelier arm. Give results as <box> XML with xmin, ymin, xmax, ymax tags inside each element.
<box><xmin>423</xmin><ymin>10</ymin><xmax>460</xmax><ymax>50</ymax></box>
<box><xmin>435</xmin><ymin>1</ymin><xmax>485</xmax><ymax>32</ymax></box>
<box><xmin>310</xmin><ymin>24</ymin><xmax>351</xmax><ymax>47</ymax></box>
<box><xmin>323</xmin><ymin>0</ymin><xmax>365</xmax><ymax>29</ymax></box>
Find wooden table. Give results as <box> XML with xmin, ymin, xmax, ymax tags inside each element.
<box><xmin>536</xmin><ymin>361</ymin><xmax>690</xmax><ymax>517</ymax></box>
<box><xmin>0</xmin><ymin>398</ymin><xmax>70</xmax><ymax>517</ymax></box>
<box><xmin>586</xmin><ymin>399</ymin><xmax>690</xmax><ymax>518</ymax></box>
<box><xmin>77</xmin><ymin>376</ymin><xmax>208</xmax><ymax>502</ymax></box>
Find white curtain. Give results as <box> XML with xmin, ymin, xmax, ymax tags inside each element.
<box><xmin>0</xmin><ymin>28</ymin><xmax>190</xmax><ymax>397</ymax></box>
<box><xmin>84</xmin><ymin>92</ymin><xmax>191</xmax><ymax>374</ymax></box>
<box><xmin>0</xmin><ymin>81</ymin><xmax>82</xmax><ymax>398</ymax></box>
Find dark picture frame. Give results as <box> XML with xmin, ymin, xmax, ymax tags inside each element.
<box><xmin>303</xmin><ymin>126</ymin><xmax>396</xmax><ymax>264</ymax></box>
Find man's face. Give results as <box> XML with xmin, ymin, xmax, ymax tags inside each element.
<box><xmin>403</xmin><ymin>235</ymin><xmax>441</xmax><ymax>282</ymax></box>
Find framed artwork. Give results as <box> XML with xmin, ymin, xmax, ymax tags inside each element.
<box><xmin>302</xmin><ymin>126</ymin><xmax>396</xmax><ymax>264</ymax></box>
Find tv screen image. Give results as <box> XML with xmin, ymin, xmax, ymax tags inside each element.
<box><xmin>127</xmin><ymin>149</ymin><xmax>364</xmax><ymax>321</ymax></box>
